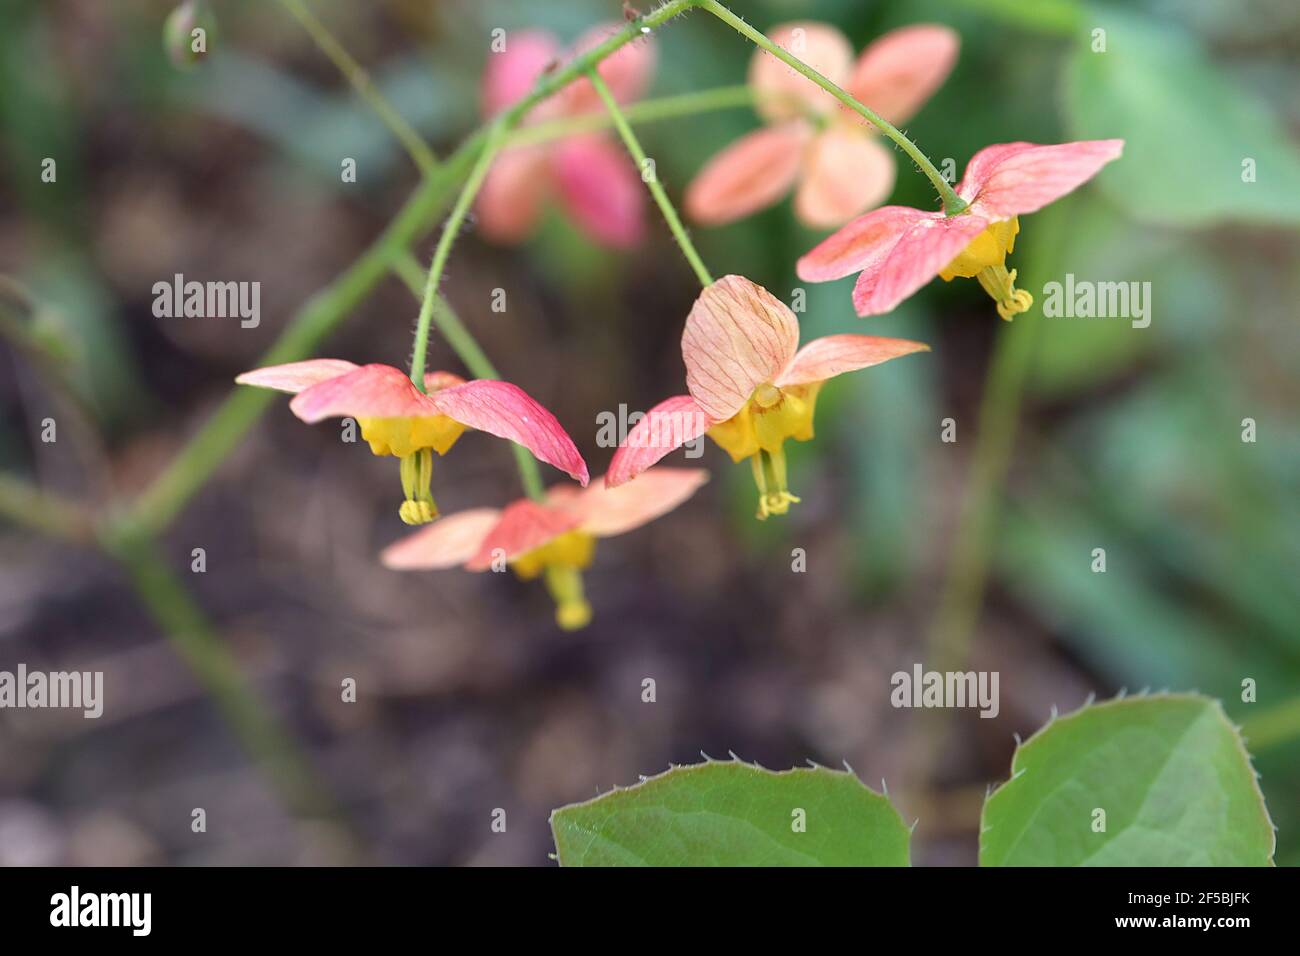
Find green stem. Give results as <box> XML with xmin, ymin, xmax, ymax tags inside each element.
<box><xmin>0</xmin><ymin>473</ymin><xmax>94</xmax><ymax>542</ymax></box>
<box><xmin>105</xmin><ymin>527</ymin><xmax>340</xmax><ymax>826</ymax></box>
<box><xmin>697</xmin><ymin>0</ymin><xmax>967</xmax><ymax>215</ymax></box>
<box><xmin>276</xmin><ymin>0</ymin><xmax>438</xmax><ymax>176</ymax></box>
<box><xmin>586</xmin><ymin>67</ymin><xmax>713</xmax><ymax>288</ymax></box>
<box><xmin>507</xmin><ymin>84</ymin><xmax>754</xmax><ymax>149</ymax></box>
<box><xmin>130</xmin><ymin>0</ymin><xmax>699</xmax><ymax>534</ymax></box>
<box><xmin>409</xmin><ymin>121</ymin><xmax>507</xmax><ymax>388</ymax></box>
<box><xmin>392</xmin><ymin>254</ymin><xmax>546</xmax><ymax>503</ymax></box>
<box><xmin>1241</xmin><ymin>696</ymin><xmax>1300</xmax><ymax>751</ymax></box>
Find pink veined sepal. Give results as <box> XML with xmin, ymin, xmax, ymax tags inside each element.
<box><xmin>465</xmin><ymin>500</ymin><xmax>581</xmax><ymax>571</ymax></box>
<box><xmin>234</xmin><ymin>359</ymin><xmax>358</xmax><ymax>394</ymax></box>
<box><xmin>555</xmin><ymin>468</ymin><xmax>709</xmax><ymax>536</ymax></box>
<box><xmin>605</xmin><ymin>395</ymin><xmax>712</xmax><ymax>488</ymax></box>
<box><xmin>427</xmin><ymin>379</ymin><xmax>590</xmax><ymax>486</ymax></box>
<box><xmin>777</xmin><ymin>334</ymin><xmax>930</xmax><ymax>387</ymax></box>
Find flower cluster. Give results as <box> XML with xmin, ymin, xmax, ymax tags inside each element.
<box><xmin>239</xmin><ymin>14</ymin><xmax>1123</xmax><ymax>630</ymax></box>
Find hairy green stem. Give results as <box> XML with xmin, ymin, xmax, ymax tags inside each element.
<box><xmin>587</xmin><ymin>68</ymin><xmax>714</xmax><ymax>287</ymax></box>
<box><xmin>392</xmin><ymin>253</ymin><xmax>546</xmax><ymax>502</ymax></box>
<box><xmin>409</xmin><ymin>121</ymin><xmax>507</xmax><ymax>388</ymax></box>
<box><xmin>276</xmin><ymin>0</ymin><xmax>437</xmax><ymax>176</ymax></box>
<box><xmin>697</xmin><ymin>0</ymin><xmax>967</xmax><ymax>214</ymax></box>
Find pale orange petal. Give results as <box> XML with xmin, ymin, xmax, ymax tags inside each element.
<box><xmin>555</xmin><ymin>467</ymin><xmax>708</xmax><ymax>537</ymax></box>
<box><xmin>682</xmin><ymin>276</ymin><xmax>801</xmax><ymax>421</ymax></box>
<box><xmin>423</xmin><ymin>371</ymin><xmax>468</xmax><ymax>393</ymax></box>
<box><xmin>685</xmin><ymin>122</ymin><xmax>809</xmax><ymax>226</ymax></box>
<box><xmin>235</xmin><ymin>359</ymin><xmax>358</xmax><ymax>394</ymax></box>
<box><xmin>380</xmin><ymin>508</ymin><xmax>502</xmax><ymax>571</ymax></box>
<box><xmin>848</xmin><ymin>24</ymin><xmax>959</xmax><ymax>127</ymax></box>
<box><xmin>750</xmin><ymin>22</ymin><xmax>853</xmax><ymax>123</ymax></box>
<box><xmin>777</xmin><ymin>334</ymin><xmax>929</xmax><ymax>387</ymax></box>
<box><xmin>794</xmin><ymin>128</ymin><xmax>896</xmax><ymax>229</ymax></box>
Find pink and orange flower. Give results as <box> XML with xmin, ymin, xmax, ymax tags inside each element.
<box><xmin>686</xmin><ymin>22</ymin><xmax>959</xmax><ymax>229</ymax></box>
<box><xmin>382</xmin><ymin>467</ymin><xmax>708</xmax><ymax>629</ymax></box>
<box><xmin>236</xmin><ymin>360</ymin><xmax>587</xmax><ymax>525</ymax></box>
<box><xmin>606</xmin><ymin>275</ymin><xmax>927</xmax><ymax>519</ymax></box>
<box><xmin>797</xmin><ymin>139</ymin><xmax>1125</xmax><ymax>319</ymax></box>
<box><xmin>476</xmin><ymin>24</ymin><xmax>657</xmax><ymax>248</ymax></box>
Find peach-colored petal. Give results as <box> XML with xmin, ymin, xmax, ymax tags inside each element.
<box><xmin>850</xmin><ymin>211</ymin><xmax>991</xmax><ymax>316</ymax></box>
<box><xmin>605</xmin><ymin>395</ymin><xmax>712</xmax><ymax>488</ymax></box>
<box><xmin>750</xmin><ymin>22</ymin><xmax>853</xmax><ymax>123</ymax></box>
<box><xmin>465</xmin><ymin>500</ymin><xmax>580</xmax><ymax>570</ymax></box>
<box><xmin>235</xmin><ymin>359</ymin><xmax>358</xmax><ymax>394</ymax></box>
<box><xmin>289</xmin><ymin>364</ymin><xmax>440</xmax><ymax>423</ymax></box>
<box><xmin>427</xmin><ymin>379</ymin><xmax>589</xmax><ymax>485</ymax></box>
<box><xmin>794</xmin><ymin>128</ymin><xmax>897</xmax><ymax>229</ymax></box>
<box><xmin>482</xmin><ymin>29</ymin><xmax>561</xmax><ymax>118</ymax></box>
<box><xmin>777</xmin><ymin>334</ymin><xmax>930</xmax><ymax>386</ymax></box>
<box><xmin>848</xmin><ymin>24</ymin><xmax>959</xmax><ymax>127</ymax></box>
<box><xmin>424</xmin><ymin>371</ymin><xmax>468</xmax><ymax>393</ymax></box>
<box><xmin>553</xmin><ymin>135</ymin><xmax>644</xmax><ymax>249</ymax></box>
<box><xmin>959</xmin><ymin>140</ymin><xmax>1125</xmax><ymax>219</ymax></box>
<box><xmin>476</xmin><ymin>145</ymin><xmax>553</xmax><ymax>244</ymax></box>
<box><xmin>555</xmin><ymin>467</ymin><xmax>708</xmax><ymax>537</ymax></box>
<box><xmin>685</xmin><ymin>122</ymin><xmax>810</xmax><ymax>226</ymax></box>
<box><xmin>559</xmin><ymin>24</ymin><xmax>656</xmax><ymax>115</ymax></box>
<box><xmin>380</xmin><ymin>507</ymin><xmax>502</xmax><ymax>571</ymax></box>
<box><xmin>682</xmin><ymin>275</ymin><xmax>801</xmax><ymax>421</ymax></box>
<box><xmin>795</xmin><ymin>204</ymin><xmax>935</xmax><ymax>282</ymax></box>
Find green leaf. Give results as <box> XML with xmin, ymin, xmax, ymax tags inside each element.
<box><xmin>980</xmin><ymin>695</ymin><xmax>1275</xmax><ymax>866</ymax></box>
<box><xmin>1064</xmin><ymin>7</ymin><xmax>1300</xmax><ymax>227</ymax></box>
<box><xmin>550</xmin><ymin>761</ymin><xmax>911</xmax><ymax>866</ymax></box>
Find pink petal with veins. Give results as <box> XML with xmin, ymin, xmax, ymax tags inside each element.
<box><xmin>685</xmin><ymin>121</ymin><xmax>810</xmax><ymax>226</ymax></box>
<box><xmin>605</xmin><ymin>395</ymin><xmax>712</xmax><ymax>488</ymax></box>
<box><xmin>850</xmin><ymin>211</ymin><xmax>991</xmax><ymax>316</ymax></box>
<box><xmin>848</xmin><ymin>24</ymin><xmax>959</xmax><ymax>127</ymax></box>
<box><xmin>554</xmin><ymin>135</ymin><xmax>645</xmax><ymax>249</ymax></box>
<box><xmin>427</xmin><ymin>379</ymin><xmax>589</xmax><ymax>485</ymax></box>
<box><xmin>959</xmin><ymin>139</ymin><xmax>1125</xmax><ymax>219</ymax></box>
<box><xmin>795</xmin><ymin>204</ymin><xmax>935</xmax><ymax>282</ymax></box>
<box><xmin>557</xmin><ymin>467</ymin><xmax>708</xmax><ymax>537</ymax></box>
<box><xmin>682</xmin><ymin>276</ymin><xmax>802</xmax><ymax>421</ymax></box>
<box><xmin>465</xmin><ymin>500</ymin><xmax>581</xmax><ymax>570</ymax></box>
<box><xmin>778</xmin><ymin>334</ymin><xmax>929</xmax><ymax>386</ymax></box>
<box><xmin>235</xmin><ymin>359</ymin><xmax>358</xmax><ymax>394</ymax></box>
<box><xmin>289</xmin><ymin>364</ymin><xmax>440</xmax><ymax>422</ymax></box>
<box><xmin>380</xmin><ymin>507</ymin><xmax>502</xmax><ymax>571</ymax></box>
<box><xmin>795</xmin><ymin>128</ymin><xmax>896</xmax><ymax>229</ymax></box>
<box><xmin>750</xmin><ymin>22</ymin><xmax>853</xmax><ymax>123</ymax></box>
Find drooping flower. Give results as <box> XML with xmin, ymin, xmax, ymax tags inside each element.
<box><xmin>685</xmin><ymin>22</ymin><xmax>958</xmax><ymax>229</ymax></box>
<box><xmin>605</xmin><ymin>275</ymin><xmax>927</xmax><ymax>519</ymax></box>
<box><xmin>236</xmin><ymin>360</ymin><xmax>588</xmax><ymax>525</ymax></box>
<box><xmin>797</xmin><ymin>139</ymin><xmax>1125</xmax><ymax>319</ymax></box>
<box><xmin>382</xmin><ymin>467</ymin><xmax>707</xmax><ymax>629</ymax></box>
<box><xmin>476</xmin><ymin>24</ymin><xmax>656</xmax><ymax>248</ymax></box>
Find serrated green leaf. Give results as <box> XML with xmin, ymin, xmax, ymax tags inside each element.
<box><xmin>550</xmin><ymin>761</ymin><xmax>911</xmax><ymax>866</ymax></box>
<box><xmin>1064</xmin><ymin>7</ymin><xmax>1300</xmax><ymax>227</ymax></box>
<box><xmin>980</xmin><ymin>695</ymin><xmax>1275</xmax><ymax>866</ymax></box>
